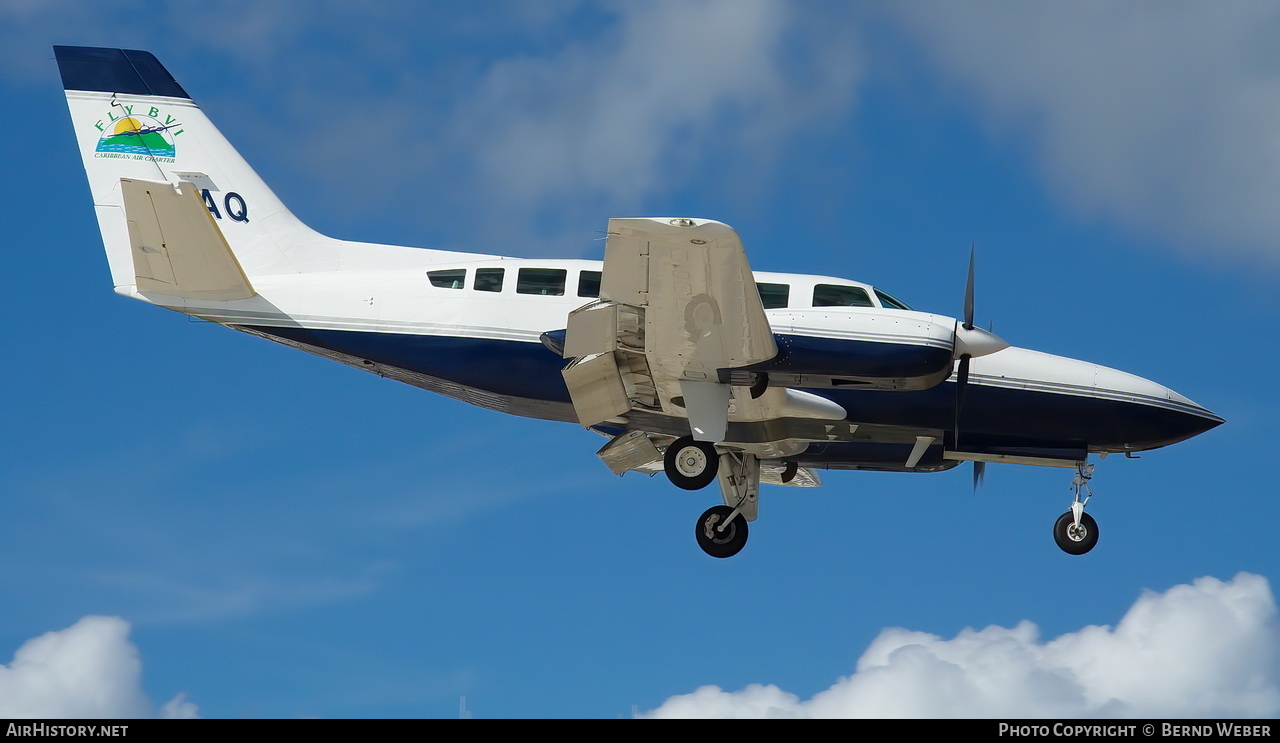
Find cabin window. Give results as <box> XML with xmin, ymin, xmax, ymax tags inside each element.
<box><xmin>427</xmin><ymin>269</ymin><xmax>466</xmax><ymax>289</ymax></box>
<box><xmin>875</xmin><ymin>288</ymin><xmax>912</xmax><ymax>310</ymax></box>
<box><xmin>474</xmin><ymin>268</ymin><xmax>504</xmax><ymax>293</ymax></box>
<box><xmin>756</xmin><ymin>282</ymin><xmax>790</xmax><ymax>309</ymax></box>
<box><xmin>578</xmin><ymin>270</ymin><xmax>602</xmax><ymax>298</ymax></box>
<box><xmin>813</xmin><ymin>284</ymin><xmax>873</xmax><ymax>308</ymax></box>
<box><xmin>517</xmin><ymin>268</ymin><xmax>567</xmax><ymax>296</ymax></box>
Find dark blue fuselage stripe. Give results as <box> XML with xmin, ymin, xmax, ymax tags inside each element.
<box><xmin>249</xmin><ymin>325</ymin><xmax>572</xmax><ymax>404</ymax></box>
<box><xmin>241</xmin><ymin>325</ymin><xmax>1219</xmax><ymax>451</ymax></box>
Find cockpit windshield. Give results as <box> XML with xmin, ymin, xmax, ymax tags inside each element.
<box><xmin>874</xmin><ymin>288</ymin><xmax>912</xmax><ymax>310</ymax></box>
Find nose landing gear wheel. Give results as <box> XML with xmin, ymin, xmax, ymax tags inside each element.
<box><xmin>664</xmin><ymin>436</ymin><xmax>719</xmax><ymax>490</ymax></box>
<box><xmin>1053</xmin><ymin>511</ymin><xmax>1099</xmax><ymax>555</ymax></box>
<box><xmin>695</xmin><ymin>505</ymin><xmax>749</xmax><ymax>558</ymax></box>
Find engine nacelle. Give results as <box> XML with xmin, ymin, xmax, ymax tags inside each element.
<box><xmin>743</xmin><ymin>308</ymin><xmax>1006</xmax><ymax>390</ymax></box>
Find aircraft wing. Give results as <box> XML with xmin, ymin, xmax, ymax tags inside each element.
<box><xmin>601</xmin><ymin>218</ymin><xmax>781</xmax><ymax>442</ymax></box>
<box><xmin>560</xmin><ymin>218</ymin><xmax>850</xmax><ymax>446</ymax></box>
<box><xmin>600</xmin><ymin>217</ymin><xmax>778</xmax><ymax>376</ymax></box>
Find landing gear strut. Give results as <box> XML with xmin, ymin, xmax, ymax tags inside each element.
<box><xmin>692</xmin><ymin>450</ymin><xmax>760</xmax><ymax>558</ymax></box>
<box><xmin>1053</xmin><ymin>462</ymin><xmax>1099</xmax><ymax>555</ymax></box>
<box><xmin>664</xmin><ymin>436</ymin><xmax>762</xmax><ymax>558</ymax></box>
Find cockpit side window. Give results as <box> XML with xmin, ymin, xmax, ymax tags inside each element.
<box><xmin>428</xmin><ymin>269</ymin><xmax>466</xmax><ymax>289</ymax></box>
<box><xmin>874</xmin><ymin>288</ymin><xmax>912</xmax><ymax>310</ymax></box>
<box><xmin>756</xmin><ymin>282</ymin><xmax>790</xmax><ymax>309</ymax></box>
<box><xmin>517</xmin><ymin>268</ymin><xmax>567</xmax><ymax>296</ymax></box>
<box><xmin>813</xmin><ymin>284</ymin><xmax>873</xmax><ymax>307</ymax></box>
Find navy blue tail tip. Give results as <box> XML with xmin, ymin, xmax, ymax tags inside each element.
<box><xmin>53</xmin><ymin>45</ymin><xmax>189</xmax><ymax>99</ymax></box>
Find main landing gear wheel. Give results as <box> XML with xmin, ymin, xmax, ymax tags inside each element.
<box><xmin>695</xmin><ymin>505</ymin><xmax>749</xmax><ymax>558</ymax></box>
<box><xmin>1053</xmin><ymin>511</ymin><xmax>1099</xmax><ymax>555</ymax></box>
<box><xmin>664</xmin><ymin>436</ymin><xmax>718</xmax><ymax>490</ymax></box>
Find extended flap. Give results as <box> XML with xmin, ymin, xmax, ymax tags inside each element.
<box><xmin>562</xmin><ymin>353</ymin><xmax>630</xmax><ymax>428</ymax></box>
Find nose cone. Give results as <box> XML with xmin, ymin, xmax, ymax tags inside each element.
<box><xmin>970</xmin><ymin>347</ymin><xmax>1222</xmax><ymax>452</ymax></box>
<box><xmin>1153</xmin><ymin>391</ymin><xmax>1223</xmax><ymax>446</ymax></box>
<box><xmin>1093</xmin><ymin>364</ymin><xmax>1224</xmax><ymax>450</ymax></box>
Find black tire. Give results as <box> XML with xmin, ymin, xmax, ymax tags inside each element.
<box><xmin>695</xmin><ymin>505</ymin><xmax>749</xmax><ymax>558</ymax></box>
<box><xmin>664</xmin><ymin>436</ymin><xmax>719</xmax><ymax>490</ymax></box>
<box><xmin>1053</xmin><ymin>511</ymin><xmax>1099</xmax><ymax>555</ymax></box>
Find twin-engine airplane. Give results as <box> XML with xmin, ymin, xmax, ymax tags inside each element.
<box><xmin>56</xmin><ymin>46</ymin><xmax>1223</xmax><ymax>558</ymax></box>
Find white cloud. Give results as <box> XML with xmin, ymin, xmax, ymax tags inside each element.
<box><xmin>886</xmin><ymin>1</ymin><xmax>1280</xmax><ymax>262</ymax></box>
<box><xmin>160</xmin><ymin>693</ymin><xmax>200</xmax><ymax>720</ymax></box>
<box><xmin>0</xmin><ymin>616</ymin><xmax>198</xmax><ymax>719</ymax></box>
<box><xmin>457</xmin><ymin>1</ymin><xmax>789</xmax><ymax>200</ymax></box>
<box><xmin>643</xmin><ymin>573</ymin><xmax>1280</xmax><ymax>718</ymax></box>
<box><xmin>437</xmin><ymin>0</ymin><xmax>862</xmax><ymax>247</ymax></box>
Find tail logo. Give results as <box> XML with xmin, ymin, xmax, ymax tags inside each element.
<box><xmin>92</xmin><ymin>106</ymin><xmax>181</xmax><ymax>161</ymax></box>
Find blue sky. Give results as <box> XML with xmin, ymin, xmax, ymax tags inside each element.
<box><xmin>1</xmin><ymin>1</ymin><xmax>1277</xmax><ymax>718</ymax></box>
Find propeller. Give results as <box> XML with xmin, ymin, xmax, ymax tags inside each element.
<box><xmin>953</xmin><ymin>245</ymin><xmax>977</xmax><ymax>450</ymax></box>
<box><xmin>951</xmin><ymin>245</ymin><xmax>1005</xmax><ymax>490</ymax></box>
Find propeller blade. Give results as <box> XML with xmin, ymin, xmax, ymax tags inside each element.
<box><xmin>954</xmin><ymin>353</ymin><xmax>971</xmax><ymax>449</ymax></box>
<box><xmin>952</xmin><ymin>246</ymin><xmax>1007</xmax><ymax>360</ymax></box>
<box><xmin>963</xmin><ymin>243</ymin><xmax>975</xmax><ymax>330</ymax></box>
<box><xmin>958</xmin><ymin>245</ymin><xmax>986</xmax><ymax>491</ymax></box>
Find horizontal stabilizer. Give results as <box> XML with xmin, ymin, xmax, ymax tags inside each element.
<box><xmin>121</xmin><ymin>178</ymin><xmax>255</xmax><ymax>301</ymax></box>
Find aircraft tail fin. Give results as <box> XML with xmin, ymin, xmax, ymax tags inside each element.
<box><xmin>55</xmin><ymin>46</ymin><xmax>334</xmax><ymax>295</ymax></box>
